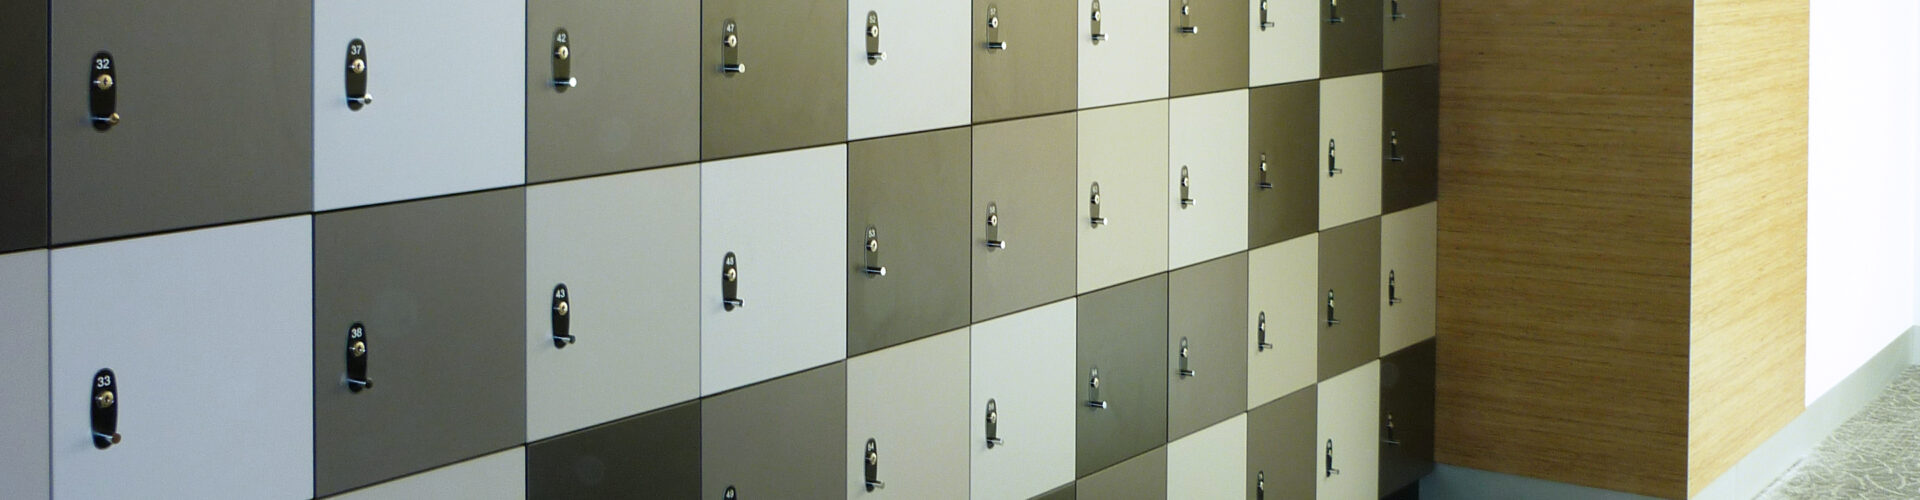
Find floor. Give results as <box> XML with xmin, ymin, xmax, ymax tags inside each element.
<box><xmin>1758</xmin><ymin>367</ymin><xmax>1920</xmax><ymax>499</ymax></box>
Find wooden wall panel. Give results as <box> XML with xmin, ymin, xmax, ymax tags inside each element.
<box><xmin>1435</xmin><ymin>1</ymin><xmax>1693</xmax><ymax>498</ymax></box>
<box><xmin>1688</xmin><ymin>0</ymin><xmax>1809</xmax><ymax>496</ymax></box>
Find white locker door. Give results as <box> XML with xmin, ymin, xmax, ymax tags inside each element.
<box><xmin>1078</xmin><ymin>0</ymin><xmax>1171</xmax><ymax>108</ymax></box>
<box><xmin>1380</xmin><ymin>202</ymin><xmax>1437</xmax><ymax>356</ymax></box>
<box><xmin>1170</xmin><ymin>89</ymin><xmax>1252</xmax><ymax>269</ymax></box>
<box><xmin>1168</xmin><ymin>413</ymin><xmax>1248</xmax><ymax>500</ymax></box>
<box><xmin>0</xmin><ymin>251</ymin><xmax>48</xmax><ymax>500</ymax></box>
<box><xmin>1247</xmin><ymin>234</ymin><xmax>1319</xmax><ymax>410</ymax></box>
<box><xmin>971</xmin><ymin>300</ymin><xmax>1078</xmax><ymax>499</ymax></box>
<box><xmin>1316</xmin><ymin>361</ymin><xmax>1380</xmax><ymax>500</ymax></box>
<box><xmin>847</xmin><ymin>0</ymin><xmax>971</xmax><ymax>140</ymax></box>
<box><xmin>847</xmin><ymin>329</ymin><xmax>971</xmax><ymax>499</ymax></box>
<box><xmin>1079</xmin><ymin>100</ymin><xmax>1171</xmax><ymax>293</ymax></box>
<box><xmin>1318</xmin><ymin>73</ymin><xmax>1383</xmax><ymax>230</ymax></box>
<box><xmin>1249</xmin><ymin>0</ymin><xmax>1319</xmax><ymax>86</ymax></box>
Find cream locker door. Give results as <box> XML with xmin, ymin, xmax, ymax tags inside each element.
<box><xmin>1079</xmin><ymin>100</ymin><xmax>1171</xmax><ymax>293</ymax></box>
<box><xmin>971</xmin><ymin>300</ymin><xmax>1078</xmax><ymax>499</ymax></box>
<box><xmin>1249</xmin><ymin>0</ymin><xmax>1319</xmax><ymax>86</ymax></box>
<box><xmin>1318</xmin><ymin>73</ymin><xmax>1382</xmax><ymax>230</ymax></box>
<box><xmin>1317</xmin><ymin>361</ymin><xmax>1380</xmax><ymax>500</ymax></box>
<box><xmin>1380</xmin><ymin>203</ymin><xmax>1436</xmax><ymax>355</ymax></box>
<box><xmin>846</xmin><ymin>0</ymin><xmax>971</xmax><ymax>139</ymax></box>
<box><xmin>1078</xmin><ymin>0</ymin><xmax>1171</xmax><ymax>108</ymax></box>
<box><xmin>1247</xmin><ymin>235</ymin><xmax>1318</xmax><ymax>410</ymax></box>
<box><xmin>1167</xmin><ymin>414</ymin><xmax>1248</xmax><ymax>500</ymax></box>
<box><xmin>1169</xmin><ymin>89</ymin><xmax>1252</xmax><ymax>269</ymax></box>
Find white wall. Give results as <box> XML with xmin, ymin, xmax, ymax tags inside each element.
<box><xmin>1805</xmin><ymin>0</ymin><xmax>1920</xmax><ymax>405</ymax></box>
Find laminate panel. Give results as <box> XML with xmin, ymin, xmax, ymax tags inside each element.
<box><xmin>1077</xmin><ymin>446</ymin><xmax>1167</xmax><ymax>500</ymax></box>
<box><xmin>526</xmin><ymin>0</ymin><xmax>699</xmax><ymax>182</ymax></box>
<box><xmin>0</xmin><ymin>1</ymin><xmax>46</xmax><ymax>252</ymax></box>
<box><xmin>327</xmin><ymin>448</ymin><xmax>525</xmax><ymax>500</ymax></box>
<box><xmin>0</xmin><ymin>251</ymin><xmax>48</xmax><ymax>499</ymax></box>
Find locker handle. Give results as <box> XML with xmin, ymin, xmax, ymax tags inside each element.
<box><xmin>985</xmin><ymin>399</ymin><xmax>1006</xmax><ymax>448</ymax></box>
<box><xmin>1089</xmin><ymin>183</ymin><xmax>1109</xmax><ymax>227</ymax></box>
<box><xmin>985</xmin><ymin>203</ymin><xmax>1008</xmax><ymax>249</ymax></box>
<box><xmin>1388</xmin><ymin>131</ymin><xmax>1406</xmax><ymax>162</ymax></box>
<box><xmin>863</xmin><ymin>226</ymin><xmax>888</xmax><ymax>276</ymax></box>
<box><xmin>1325</xmin><ymin>439</ymin><xmax>1340</xmax><ymax>477</ymax></box>
<box><xmin>1327</xmin><ymin>140</ymin><xmax>1343</xmax><ymax>177</ymax></box>
<box><xmin>1090</xmin><ymin>1</ymin><xmax>1108</xmax><ymax>43</ymax></box>
<box><xmin>1259</xmin><ymin>0</ymin><xmax>1276</xmax><ymax>30</ymax></box>
<box><xmin>345</xmin><ymin>323</ymin><xmax>374</xmax><ymax>391</ymax></box>
<box><xmin>1180</xmin><ymin>166</ymin><xmax>1196</xmax><ymax>208</ymax></box>
<box><xmin>90</xmin><ymin>368</ymin><xmax>121</xmax><ymax>449</ymax></box>
<box><xmin>1257</xmin><ymin>471</ymin><xmax>1267</xmax><ymax>499</ymax></box>
<box><xmin>720</xmin><ymin>20</ymin><xmax>747</xmax><ymax>74</ymax></box>
<box><xmin>1384</xmin><ymin>412</ymin><xmax>1403</xmax><ymax>445</ymax></box>
<box><xmin>985</xmin><ymin>5</ymin><xmax>1010</xmax><ymax>50</ymax></box>
<box><xmin>724</xmin><ymin>486</ymin><xmax>737</xmax><ymax>500</ymax></box>
<box><xmin>1257</xmin><ymin>154</ymin><xmax>1274</xmax><ymax>190</ymax></box>
<box><xmin>551</xmin><ymin>284</ymin><xmax>576</xmax><ymax>347</ymax></box>
<box><xmin>864</xmin><ymin>439</ymin><xmax>887</xmax><ymax>491</ymax></box>
<box><xmin>1391</xmin><ymin>0</ymin><xmax>1406</xmax><ymax>20</ymax></box>
<box><xmin>1388</xmin><ymin>271</ymin><xmax>1402</xmax><ymax>306</ymax></box>
<box><xmin>1086</xmin><ymin>368</ymin><xmax>1109</xmax><ymax>409</ymax></box>
<box><xmin>1257</xmin><ymin>312</ymin><xmax>1274</xmax><ymax>351</ymax></box>
<box><xmin>1178</xmin><ymin>1</ymin><xmax>1200</xmax><ymax>34</ymax></box>
<box><xmin>551</xmin><ymin>29</ymin><xmax>577</xmax><ymax>90</ymax></box>
<box><xmin>344</xmin><ymin>40</ymin><xmax>373</xmax><ymax>109</ymax></box>
<box><xmin>87</xmin><ymin>52</ymin><xmax>119</xmax><ymax>130</ymax></box>
<box><xmin>1326</xmin><ymin>290</ymin><xmax>1341</xmax><ymax>326</ymax></box>
<box><xmin>1178</xmin><ymin>337</ymin><xmax>1197</xmax><ymax>378</ymax></box>
<box><xmin>1328</xmin><ymin>0</ymin><xmax>1344</xmax><ymax>24</ymax></box>
<box><xmin>865</xmin><ymin>12</ymin><xmax>888</xmax><ymax>64</ymax></box>
<box><xmin>722</xmin><ymin>252</ymin><xmax>745</xmax><ymax>311</ymax></box>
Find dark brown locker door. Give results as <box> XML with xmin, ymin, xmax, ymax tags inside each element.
<box><xmin>0</xmin><ymin>0</ymin><xmax>47</xmax><ymax>252</ymax></box>
<box><xmin>1248</xmin><ymin>81</ymin><xmax>1320</xmax><ymax>249</ymax></box>
<box><xmin>702</xmin><ymin>362</ymin><xmax>849</xmax><ymax>500</ymax></box>
<box><xmin>701</xmin><ymin>0</ymin><xmax>848</xmax><ymax>160</ymax></box>
<box><xmin>1319</xmin><ymin>0</ymin><xmax>1382</xmax><ymax>78</ymax></box>
<box><xmin>1382</xmin><ymin>66</ymin><xmax>1438</xmax><ymax>214</ymax></box>
<box><xmin>1379</xmin><ymin>339</ymin><xmax>1435</xmax><ymax>494</ymax></box>
<box><xmin>1077</xmin><ymin>274</ymin><xmax>1171</xmax><ymax>477</ymax></box>
<box><xmin>848</xmin><ymin>128</ymin><xmax>973</xmax><ymax>356</ymax></box>
<box><xmin>527</xmin><ymin>402</ymin><xmax>701</xmax><ymax>500</ymax></box>
<box><xmin>1317</xmin><ymin>217</ymin><xmax>1380</xmax><ymax>381</ymax></box>
<box><xmin>973</xmin><ymin>0</ymin><xmax>1078</xmax><ymax>122</ymax></box>
<box><xmin>1168</xmin><ymin>0</ymin><xmax>1250</xmax><ymax>97</ymax></box>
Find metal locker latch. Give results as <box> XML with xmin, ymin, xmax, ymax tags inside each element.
<box><xmin>88</xmin><ymin>52</ymin><xmax>119</xmax><ymax>130</ymax></box>
<box><xmin>864</xmin><ymin>439</ymin><xmax>887</xmax><ymax>491</ymax></box>
<box><xmin>1325</xmin><ymin>439</ymin><xmax>1341</xmax><ymax>477</ymax></box>
<box><xmin>345</xmin><ymin>323</ymin><xmax>374</xmax><ymax>392</ymax></box>
<box><xmin>863</xmin><ymin>226</ymin><xmax>888</xmax><ymax>276</ymax></box>
<box><xmin>985</xmin><ymin>203</ymin><xmax>1008</xmax><ymax>249</ymax></box>
<box><xmin>1326</xmin><ymin>290</ymin><xmax>1341</xmax><ymax>326</ymax></box>
<box><xmin>985</xmin><ymin>399</ymin><xmax>1005</xmax><ymax>448</ymax></box>
<box><xmin>1391</xmin><ymin>0</ymin><xmax>1406</xmax><ymax>20</ymax></box>
<box><xmin>1086</xmin><ymin>368</ymin><xmax>1109</xmax><ymax>409</ymax></box>
<box><xmin>866</xmin><ymin>12</ymin><xmax>887</xmax><ymax>64</ymax></box>
<box><xmin>720</xmin><ymin>20</ymin><xmax>747</xmax><ymax>74</ymax></box>
<box><xmin>1180</xmin><ymin>166</ymin><xmax>1196</xmax><ymax>208</ymax></box>
<box><xmin>90</xmin><ymin>368</ymin><xmax>122</xmax><ymax>449</ymax></box>
<box><xmin>723</xmin><ymin>486</ymin><xmax>737</xmax><ymax>500</ymax></box>
<box><xmin>1179</xmin><ymin>1</ymin><xmax>1200</xmax><ymax>34</ymax></box>
<box><xmin>1328</xmin><ymin>0</ymin><xmax>1344</xmax><ymax>24</ymax></box>
<box><xmin>1089</xmin><ymin>183</ymin><xmax>1109</xmax><ymax>227</ymax></box>
<box><xmin>1256</xmin><ymin>471</ymin><xmax>1267</xmax><ymax>499</ymax></box>
<box><xmin>1179</xmin><ymin>337</ymin><xmax>1197</xmax><ymax>378</ymax></box>
<box><xmin>551</xmin><ymin>29</ymin><xmax>577</xmax><ymax>90</ymax></box>
<box><xmin>1257</xmin><ymin>312</ymin><xmax>1274</xmax><ymax>351</ymax></box>
<box><xmin>1090</xmin><ymin>1</ymin><xmax>1108</xmax><ymax>43</ymax></box>
<box><xmin>345</xmin><ymin>39</ymin><xmax>373</xmax><ymax>110</ymax></box>
<box><xmin>1388</xmin><ymin>131</ymin><xmax>1405</xmax><ymax>162</ymax></box>
<box><xmin>722</xmin><ymin>252</ymin><xmax>745</xmax><ymax>311</ymax></box>
<box><xmin>1384</xmin><ymin>412</ymin><xmax>1402</xmax><ymax>445</ymax></box>
<box><xmin>551</xmin><ymin>284</ymin><xmax>576</xmax><ymax>347</ymax></box>
<box><xmin>1257</xmin><ymin>153</ymin><xmax>1274</xmax><ymax>190</ymax></box>
<box><xmin>1327</xmin><ymin>139</ymin><xmax>1343</xmax><ymax>176</ymax></box>
<box><xmin>985</xmin><ymin>5</ymin><xmax>1010</xmax><ymax>50</ymax></box>
<box><xmin>1259</xmin><ymin>0</ymin><xmax>1276</xmax><ymax>30</ymax></box>
<box><xmin>1388</xmin><ymin>270</ymin><xmax>1402</xmax><ymax>306</ymax></box>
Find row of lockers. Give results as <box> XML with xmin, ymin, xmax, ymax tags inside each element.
<box><xmin>0</xmin><ymin>0</ymin><xmax>1436</xmax><ymax>250</ymax></box>
<box><xmin>0</xmin><ymin>197</ymin><xmax>1433</xmax><ymax>499</ymax></box>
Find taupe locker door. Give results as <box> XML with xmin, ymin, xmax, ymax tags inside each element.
<box><xmin>1078</xmin><ymin>101</ymin><xmax>1171</xmax><ymax>294</ymax></box>
<box><xmin>314</xmin><ymin>0</ymin><xmax>525</xmax><ymax>211</ymax></box>
<box><xmin>1318</xmin><ymin>0</ymin><xmax>1381</xmax><ymax>78</ymax></box>
<box><xmin>527</xmin><ymin>0</ymin><xmax>699</xmax><ymax>183</ymax></box>
<box><xmin>51</xmin><ymin>218</ymin><xmax>313</xmax><ymax>498</ymax></box>
<box><xmin>1247</xmin><ymin>235</ymin><xmax>1317</xmax><ymax>409</ymax></box>
<box><xmin>1319</xmin><ymin>73</ymin><xmax>1382</xmax><ymax>231</ymax></box>
<box><xmin>847</xmin><ymin>330</ymin><xmax>971</xmax><ymax>499</ymax></box>
<box><xmin>974</xmin><ymin>0</ymin><xmax>1078</xmax><ymax>122</ymax></box>
<box><xmin>1167</xmin><ymin>414</ymin><xmax>1247</xmax><ymax>499</ymax></box>
<box><xmin>313</xmin><ymin>189</ymin><xmax>527</xmax><ymax>496</ymax></box>
<box><xmin>1168</xmin><ymin>253</ymin><xmax>1249</xmax><ymax>439</ymax></box>
<box><xmin>0</xmin><ymin>2</ymin><xmax>46</xmax><ymax>252</ymax></box>
<box><xmin>1317</xmin><ymin>217</ymin><xmax>1379</xmax><ymax>382</ymax></box>
<box><xmin>1247</xmin><ymin>386</ymin><xmax>1316</xmax><ymax>500</ymax></box>
<box><xmin>1248</xmin><ymin>0</ymin><xmax>1319</xmax><ymax>87</ymax></box>
<box><xmin>1076</xmin><ymin>446</ymin><xmax>1168</xmax><ymax>499</ymax></box>
<box><xmin>1379</xmin><ymin>202</ymin><xmax>1435</xmax><ymax>355</ymax></box>
<box><xmin>702</xmin><ymin>0</ymin><xmax>847</xmax><ymax>160</ymax></box>
<box><xmin>1381</xmin><ymin>66</ymin><xmax>1437</xmax><ymax>214</ymax></box>
<box><xmin>526</xmin><ymin>166</ymin><xmax>700</xmax><ymax>441</ymax></box>
<box><xmin>1077</xmin><ymin>274</ymin><xmax>1170</xmax><ymax>477</ymax></box>
<box><xmin>973</xmin><ymin>115</ymin><xmax>1078</xmax><ymax>322</ymax></box>
<box><xmin>0</xmin><ymin>251</ymin><xmax>48</xmax><ymax>499</ymax></box>
<box><xmin>1380</xmin><ymin>0</ymin><xmax>1437</xmax><ymax>70</ymax></box>
<box><xmin>527</xmin><ymin>402</ymin><xmax>701</xmax><ymax>499</ymax></box>
<box><xmin>704</xmin><ymin>363</ymin><xmax>848</xmax><ymax>500</ymax></box>
<box><xmin>972</xmin><ymin>300</ymin><xmax>1078</xmax><ymax>500</ymax></box>
<box><xmin>1248</xmin><ymin>81</ymin><xmax>1319</xmax><ymax>249</ymax></box>
<box><xmin>1168</xmin><ymin>0</ymin><xmax>1250</xmax><ymax>97</ymax></box>
<box><xmin>49</xmin><ymin>0</ymin><xmax>310</xmax><ymax>244</ymax></box>
<box><xmin>849</xmin><ymin>129</ymin><xmax>973</xmax><ymax>356</ymax></box>
<box><xmin>847</xmin><ymin>0</ymin><xmax>972</xmax><ymax>140</ymax></box>
<box><xmin>325</xmin><ymin>448</ymin><xmax>526</xmax><ymax>500</ymax></box>
<box><xmin>1378</xmin><ymin>340</ymin><xmax>1434</xmax><ymax>496</ymax></box>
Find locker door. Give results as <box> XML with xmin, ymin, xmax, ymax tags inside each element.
<box><xmin>702</xmin><ymin>145</ymin><xmax>848</xmax><ymax>395</ymax></box>
<box><xmin>527</xmin><ymin>402</ymin><xmax>701</xmax><ymax>500</ymax></box>
<box><xmin>1037</xmin><ymin>483</ymin><xmax>1078</xmax><ymax>500</ymax></box>
<box><xmin>1380</xmin><ymin>0</ymin><xmax>1437</xmax><ymax>70</ymax></box>
<box><xmin>1381</xmin><ymin>66</ymin><xmax>1438</xmax><ymax>214</ymax></box>
<box><xmin>1079</xmin><ymin>101</ymin><xmax>1171</xmax><ymax>294</ymax></box>
<box><xmin>326</xmin><ymin>448</ymin><xmax>526</xmax><ymax>500</ymax></box>
<box><xmin>1248</xmin><ymin>81</ymin><xmax>1319</xmax><ymax>250</ymax></box>
<box><xmin>1247</xmin><ymin>386</ymin><xmax>1316</xmax><ymax>500</ymax></box>
<box><xmin>704</xmin><ymin>363</ymin><xmax>848</xmax><ymax>500</ymax></box>
<box><xmin>848</xmin><ymin>330</ymin><xmax>971</xmax><ymax>499</ymax></box>
<box><xmin>974</xmin><ymin>0</ymin><xmax>1078</xmax><ymax>122</ymax></box>
<box><xmin>848</xmin><ymin>0</ymin><xmax>971</xmax><ymax>140</ymax></box>
<box><xmin>1168</xmin><ymin>253</ymin><xmax>1249</xmax><ymax>439</ymax></box>
<box><xmin>972</xmin><ymin>300</ymin><xmax>1078</xmax><ymax>500</ymax></box>
<box><xmin>526</xmin><ymin>0</ymin><xmax>699</xmax><ymax>182</ymax></box>
<box><xmin>1077</xmin><ymin>274</ymin><xmax>1170</xmax><ymax>477</ymax></box>
<box><xmin>49</xmin><ymin>0</ymin><xmax>310</xmax><ymax>244</ymax></box>
<box><xmin>0</xmin><ymin>251</ymin><xmax>48</xmax><ymax>499</ymax></box>
<box><xmin>1379</xmin><ymin>203</ymin><xmax>1435</xmax><ymax>355</ymax></box>
<box><xmin>526</xmin><ymin>166</ymin><xmax>700</xmax><ymax>441</ymax></box>
<box><xmin>1317</xmin><ymin>361</ymin><xmax>1380</xmax><ymax>500</ymax></box>
<box><xmin>51</xmin><ymin>218</ymin><xmax>312</xmax><ymax>499</ymax></box>
<box><xmin>1249</xmin><ymin>0</ymin><xmax>1319</xmax><ymax>87</ymax></box>
<box><xmin>1077</xmin><ymin>446</ymin><xmax>1168</xmax><ymax>500</ymax></box>
<box><xmin>973</xmin><ymin>115</ymin><xmax>1079</xmax><ymax>322</ymax></box>
<box><xmin>1078</xmin><ymin>0</ymin><xmax>1171</xmax><ymax>108</ymax></box>
<box><xmin>1169</xmin><ymin>0</ymin><xmax>1250</xmax><ymax>97</ymax></box>
<box><xmin>1170</xmin><ymin>90</ymin><xmax>1251</xmax><ymax>269</ymax></box>
<box><xmin>1318</xmin><ymin>217</ymin><xmax>1380</xmax><ymax>381</ymax></box>
<box><xmin>314</xmin><ymin>0</ymin><xmax>524</xmax><ymax>210</ymax></box>
<box><xmin>702</xmin><ymin>0</ymin><xmax>847</xmax><ymax>160</ymax></box>
<box><xmin>849</xmin><ymin>130</ymin><xmax>973</xmax><ymax>356</ymax></box>
<box><xmin>1168</xmin><ymin>414</ymin><xmax>1247</xmax><ymax>500</ymax></box>
<box><xmin>1247</xmin><ymin>235</ymin><xmax>1318</xmax><ymax>409</ymax></box>
<box><xmin>1319</xmin><ymin>73</ymin><xmax>1382</xmax><ymax>231</ymax></box>
<box><xmin>1318</xmin><ymin>0</ymin><xmax>1381</xmax><ymax>78</ymax></box>
<box><xmin>313</xmin><ymin>190</ymin><xmax>527</xmax><ymax>496</ymax></box>
<box><xmin>1378</xmin><ymin>340</ymin><xmax>1435</xmax><ymax>495</ymax></box>
<box><xmin>0</xmin><ymin>3</ymin><xmax>47</xmax><ymax>252</ymax></box>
